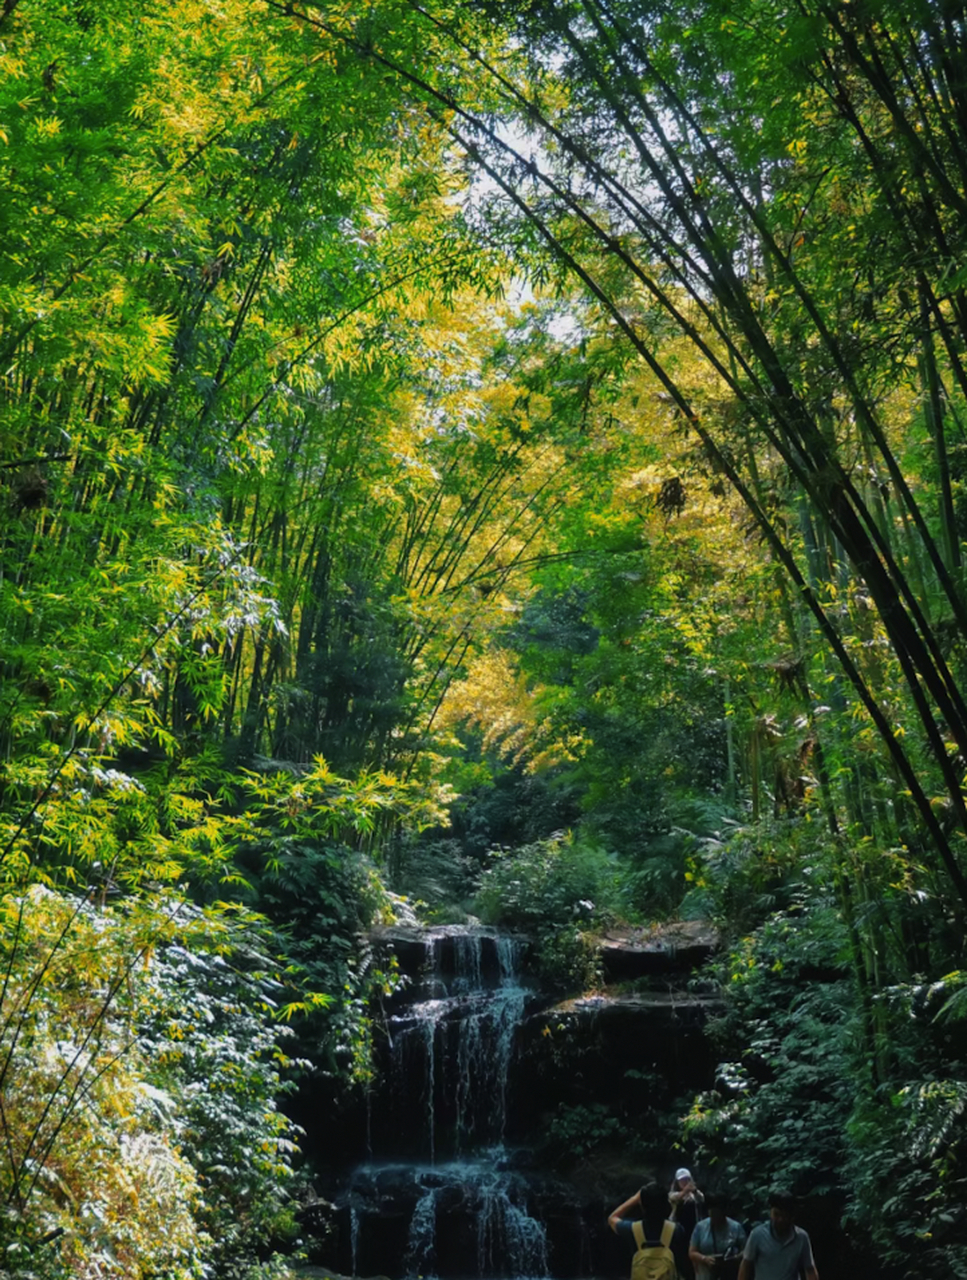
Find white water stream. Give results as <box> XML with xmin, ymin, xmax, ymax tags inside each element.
<box><xmin>343</xmin><ymin>929</ymin><xmax>550</xmax><ymax>1279</ymax></box>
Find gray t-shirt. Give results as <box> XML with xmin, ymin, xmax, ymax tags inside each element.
<box><xmin>690</xmin><ymin>1216</ymin><xmax>747</xmax><ymax>1280</ymax></box>
<box><xmin>742</xmin><ymin>1221</ymin><xmax>814</xmax><ymax>1279</ymax></box>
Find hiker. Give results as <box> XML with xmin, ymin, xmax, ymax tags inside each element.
<box><xmin>669</xmin><ymin>1167</ymin><xmax>705</xmax><ymax>1240</ymax></box>
<box><xmin>609</xmin><ymin>1181</ymin><xmax>689</xmax><ymax>1279</ymax></box>
<box><xmin>668</xmin><ymin>1167</ymin><xmax>704</xmax><ymax>1276</ymax></box>
<box><xmin>737</xmin><ymin>1190</ymin><xmax>818</xmax><ymax>1280</ymax></box>
<box><xmin>688</xmin><ymin>1192</ymin><xmax>746</xmax><ymax>1280</ymax></box>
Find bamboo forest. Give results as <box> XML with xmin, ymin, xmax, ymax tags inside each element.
<box><xmin>3</xmin><ymin>0</ymin><xmax>967</xmax><ymax>1276</ymax></box>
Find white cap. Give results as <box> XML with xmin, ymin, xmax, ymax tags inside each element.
<box><xmin>675</xmin><ymin>1168</ymin><xmax>692</xmax><ymax>1182</ymax></box>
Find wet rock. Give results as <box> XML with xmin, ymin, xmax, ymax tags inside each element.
<box><xmin>510</xmin><ymin>987</ymin><xmax>717</xmax><ymax>1137</ymax></box>
<box><xmin>595</xmin><ymin>920</ymin><xmax>719</xmax><ymax>984</ymax></box>
<box><xmin>371</xmin><ymin>925</ymin><xmax>536</xmax><ymax>1000</ymax></box>
<box><xmin>317</xmin><ymin>922</ymin><xmax>724</xmax><ymax>1280</ymax></box>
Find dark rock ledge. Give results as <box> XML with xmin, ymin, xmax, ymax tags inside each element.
<box><xmin>595</xmin><ymin>919</ymin><xmax>719</xmax><ymax>984</ymax></box>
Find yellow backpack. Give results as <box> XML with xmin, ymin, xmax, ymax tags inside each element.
<box><xmin>630</xmin><ymin>1220</ymin><xmax>677</xmax><ymax>1280</ymax></box>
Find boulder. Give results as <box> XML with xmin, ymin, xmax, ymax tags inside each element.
<box><xmin>595</xmin><ymin>920</ymin><xmax>719</xmax><ymax>984</ymax></box>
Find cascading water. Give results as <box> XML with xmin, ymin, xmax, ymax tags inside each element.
<box><xmin>350</xmin><ymin>1203</ymin><xmax>360</xmax><ymax>1277</ymax></box>
<box><xmin>339</xmin><ymin>928</ymin><xmax>550</xmax><ymax>1280</ymax></box>
<box><xmin>311</xmin><ymin>921</ymin><xmax>721</xmax><ymax>1280</ymax></box>
<box><xmin>397</xmin><ymin>1160</ymin><xmax>550</xmax><ymax>1280</ymax></box>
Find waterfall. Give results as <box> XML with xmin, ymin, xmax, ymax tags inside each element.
<box><xmin>473</xmin><ymin>1165</ymin><xmax>549</xmax><ymax>1278</ymax></box>
<box><xmin>320</xmin><ymin>920</ymin><xmax>720</xmax><ymax>1280</ymax></box>
<box><xmin>350</xmin><ymin>1202</ymin><xmax>360</xmax><ymax>1277</ymax></box>
<box><xmin>342</xmin><ymin>927</ymin><xmax>550</xmax><ymax>1279</ymax></box>
<box><xmin>405</xmin><ymin>1183</ymin><xmax>438</xmax><ymax>1278</ymax></box>
<box><xmin>346</xmin><ymin>1160</ymin><xmax>550</xmax><ymax>1280</ymax></box>
<box><xmin>452</xmin><ymin>932</ymin><xmax>483</xmax><ymax>994</ymax></box>
<box><xmin>383</xmin><ymin>928</ymin><xmax>529</xmax><ymax>1160</ymax></box>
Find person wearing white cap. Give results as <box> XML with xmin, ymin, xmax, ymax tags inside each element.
<box><xmin>669</xmin><ymin>1167</ymin><xmax>705</xmax><ymax>1277</ymax></box>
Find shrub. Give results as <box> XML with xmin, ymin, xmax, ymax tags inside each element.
<box><xmin>473</xmin><ymin>834</ymin><xmax>618</xmax><ymax>989</ymax></box>
<box><xmin>842</xmin><ymin>976</ymin><xmax>967</xmax><ymax>1273</ymax></box>
<box><xmin>683</xmin><ymin>900</ymin><xmax>855</xmax><ymax>1202</ymax></box>
<box><xmin>474</xmin><ymin>833</ymin><xmax>619</xmax><ymax>931</ymax></box>
<box><xmin>541</xmin><ymin>1102</ymin><xmax>624</xmax><ymax>1162</ymax></box>
<box><xmin>140</xmin><ymin>930</ymin><xmax>306</xmax><ymax>1279</ymax></box>
<box><xmin>683</xmin><ymin>814</ymin><xmax>839</xmax><ymax>936</ymax></box>
<box><xmin>0</xmin><ymin>887</ymin><xmax>204</xmax><ymax>1280</ymax></box>
<box><xmin>389</xmin><ymin>835</ymin><xmax>479</xmax><ymax>920</ymax></box>
<box><xmin>0</xmin><ymin>887</ymin><xmax>304</xmax><ymax>1280</ymax></box>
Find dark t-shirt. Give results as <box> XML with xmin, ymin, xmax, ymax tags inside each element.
<box><xmin>675</xmin><ymin>1196</ymin><xmax>701</xmax><ymax>1240</ymax></box>
<box><xmin>615</xmin><ymin>1216</ymin><xmax>689</xmax><ymax>1274</ymax></box>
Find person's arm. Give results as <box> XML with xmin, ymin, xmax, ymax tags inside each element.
<box><xmin>688</xmin><ymin>1222</ymin><xmax>707</xmax><ymax>1270</ymax></box>
<box><xmin>669</xmin><ymin>1178</ymin><xmax>696</xmax><ymax>1208</ymax></box>
<box><xmin>689</xmin><ymin>1240</ymin><xmax>716</xmax><ymax>1270</ymax></box>
<box><xmin>737</xmin><ymin>1231</ymin><xmax>756</xmax><ymax>1280</ymax></box>
<box><xmin>804</xmin><ymin>1268</ymin><xmax>818</xmax><ymax>1280</ymax></box>
<box><xmin>608</xmin><ymin>1190</ymin><xmax>641</xmax><ymax>1233</ymax></box>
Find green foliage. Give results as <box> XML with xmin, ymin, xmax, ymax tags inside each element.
<box><xmin>540</xmin><ymin>1102</ymin><xmax>623</xmax><ymax>1162</ymax></box>
<box><xmin>498</xmin><ymin>552</ymin><xmax>737</xmax><ymax>917</ymax></box>
<box><xmin>390</xmin><ymin>835</ymin><xmax>480</xmax><ymax>921</ymax></box>
<box><xmin>226</xmin><ymin>759</ymin><xmax>435</xmax><ymax>1083</ymax></box>
<box><xmin>684</xmin><ymin>901</ymin><xmax>855</xmax><ymax>1201</ymax></box>
<box><xmin>473</xmin><ymin>833</ymin><xmax>616</xmax><ymax>989</ymax></box>
<box><xmin>842</xmin><ymin>978</ymin><xmax>967</xmax><ymax>1273</ymax></box>
<box><xmin>348</xmin><ymin>0</ymin><xmax>967</xmax><ymax>921</ymax></box>
<box><xmin>685</xmin><ymin>814</ymin><xmax>840</xmax><ymax>933</ymax></box>
<box><xmin>534</xmin><ymin>925</ymin><xmax>602</xmax><ymax>994</ymax></box>
<box><xmin>242</xmin><ymin>839</ymin><xmax>391</xmax><ymax>1083</ymax></box>
<box><xmin>445</xmin><ymin>760</ymin><xmax>583</xmax><ymax>863</ymax></box>
<box><xmin>474</xmin><ymin>833</ymin><xmax>618</xmax><ymax>932</ymax></box>
<box><xmin>7</xmin><ymin>3</ymin><xmax>967</xmax><ymax>1277</ymax></box>
<box><xmin>0</xmin><ymin>889</ymin><xmax>197</xmax><ymax>1278</ymax></box>
<box><xmin>140</xmin><ymin>929</ymin><xmax>307</xmax><ymax>1280</ymax></box>
<box><xmin>0</xmin><ymin>884</ymin><xmax>310</xmax><ymax>1280</ymax></box>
